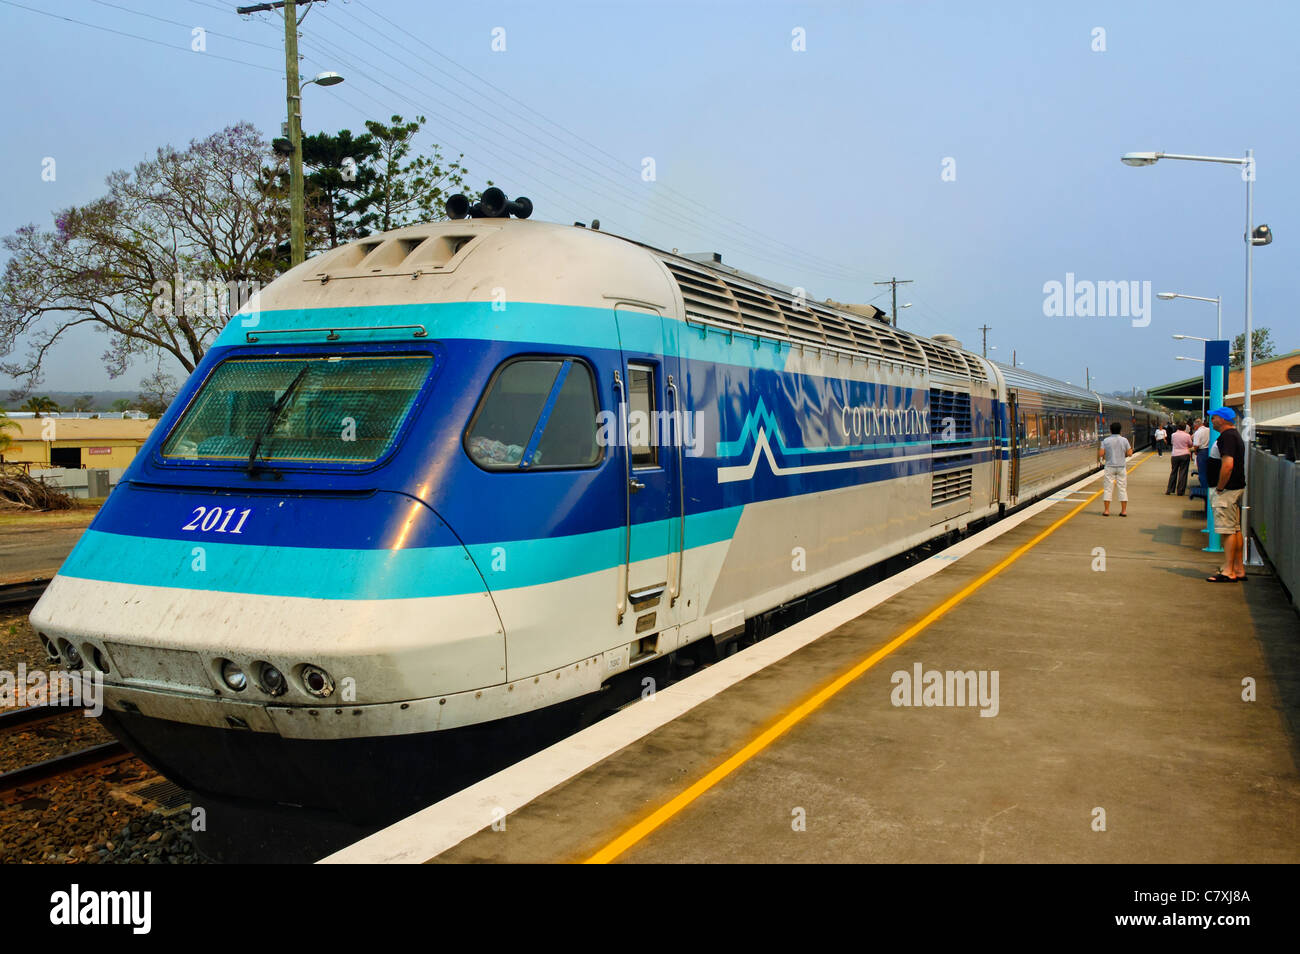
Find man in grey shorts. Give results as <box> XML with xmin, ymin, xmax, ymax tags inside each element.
<box><xmin>1099</xmin><ymin>421</ymin><xmax>1133</xmax><ymax>517</ymax></box>
<box><xmin>1206</xmin><ymin>407</ymin><xmax>1247</xmax><ymax>582</ymax></box>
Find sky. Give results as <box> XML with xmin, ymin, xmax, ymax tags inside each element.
<box><xmin>0</xmin><ymin>0</ymin><xmax>1297</xmax><ymax>397</ymax></box>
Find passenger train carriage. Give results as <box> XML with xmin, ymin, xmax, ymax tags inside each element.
<box><xmin>30</xmin><ymin>198</ymin><xmax>1155</xmax><ymax>830</ymax></box>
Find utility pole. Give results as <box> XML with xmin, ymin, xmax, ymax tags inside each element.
<box><xmin>978</xmin><ymin>324</ymin><xmax>991</xmax><ymax>357</ymax></box>
<box><xmin>872</xmin><ymin>276</ymin><xmax>913</xmax><ymax>328</ymax></box>
<box><xmin>237</xmin><ymin>0</ymin><xmax>328</xmax><ymax>266</ymax></box>
<box><xmin>1086</xmin><ymin>366</ymin><xmax>1090</xmax><ymax>390</ymax></box>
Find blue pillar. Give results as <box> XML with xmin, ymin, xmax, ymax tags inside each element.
<box><xmin>1202</xmin><ymin>340</ymin><xmax>1229</xmax><ymax>553</ymax></box>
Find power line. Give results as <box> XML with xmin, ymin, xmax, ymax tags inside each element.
<box><xmin>86</xmin><ymin>0</ymin><xmax>281</xmax><ymax>51</ymax></box>
<box><xmin>0</xmin><ymin>0</ymin><xmax>280</xmax><ymax>72</ymax></box>
<box><xmin>81</xmin><ymin>0</ymin><xmax>885</xmax><ymax>287</ymax></box>
<box><xmin>72</xmin><ymin>0</ymin><xmax>885</xmax><ymax>289</ymax></box>
<box><xmin>872</xmin><ymin>277</ymin><xmax>913</xmax><ymax>328</ymax></box>
<box><xmin>296</xmin><ymin>25</ymin><xmax>865</xmax><ymax>283</ymax></box>
<box><xmin>309</xmin><ymin>9</ymin><xmax>866</xmax><ymax>283</ymax></box>
<box><xmin>342</xmin><ymin>0</ymin><xmax>878</xmax><ymax>283</ymax></box>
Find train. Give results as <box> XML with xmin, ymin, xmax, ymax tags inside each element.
<box><xmin>30</xmin><ymin>191</ymin><xmax>1157</xmax><ymax>845</ymax></box>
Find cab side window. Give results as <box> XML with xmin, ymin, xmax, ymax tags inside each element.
<box><xmin>466</xmin><ymin>357</ymin><xmax>600</xmax><ymax>470</ymax></box>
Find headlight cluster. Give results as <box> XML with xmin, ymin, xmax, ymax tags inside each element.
<box><xmin>217</xmin><ymin>659</ymin><xmax>335</xmax><ymax>698</ymax></box>
<box><xmin>44</xmin><ymin>635</ymin><xmax>110</xmax><ymax>674</ymax></box>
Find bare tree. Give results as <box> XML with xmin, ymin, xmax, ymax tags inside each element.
<box><xmin>0</xmin><ymin>122</ymin><xmax>287</xmax><ymax>391</ymax></box>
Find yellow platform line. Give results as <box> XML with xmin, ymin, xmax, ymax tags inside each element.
<box><xmin>585</xmin><ymin>453</ymin><xmax>1151</xmax><ymax>863</ymax></box>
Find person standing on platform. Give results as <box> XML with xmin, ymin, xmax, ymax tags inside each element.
<box><xmin>1191</xmin><ymin>417</ymin><xmax>1211</xmax><ymax>496</ymax></box>
<box><xmin>1154</xmin><ymin>423</ymin><xmax>1167</xmax><ymax>456</ymax></box>
<box><xmin>1206</xmin><ymin>407</ymin><xmax>1247</xmax><ymax>582</ymax></box>
<box><xmin>1099</xmin><ymin>421</ymin><xmax>1133</xmax><ymax>517</ymax></box>
<box><xmin>1167</xmin><ymin>422</ymin><xmax>1193</xmax><ymax>495</ymax></box>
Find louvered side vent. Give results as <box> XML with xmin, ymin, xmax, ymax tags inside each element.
<box><xmin>896</xmin><ymin>332</ymin><xmax>927</xmax><ymax>366</ymax></box>
<box><xmin>729</xmin><ymin>283</ymin><xmax>789</xmax><ymax>339</ymax></box>
<box><xmin>661</xmin><ymin>254</ymin><xmax>929</xmax><ymax>368</ymax></box>
<box><xmin>921</xmin><ymin>339</ymin><xmax>966</xmax><ymax>376</ymax></box>
<box><xmin>962</xmin><ymin>353</ymin><xmax>988</xmax><ymax>380</ymax></box>
<box><xmin>931</xmin><ymin>468</ymin><xmax>973</xmax><ymax>506</ymax></box>
<box><xmin>929</xmin><ymin>388</ymin><xmax>973</xmax><ymax>438</ymax></box>
<box><xmin>811</xmin><ymin>306</ymin><xmax>859</xmax><ymax>351</ymax></box>
<box><xmin>871</xmin><ymin>325</ymin><xmax>913</xmax><ymax>364</ymax></box>
<box><xmin>844</xmin><ymin>316</ymin><xmax>880</xmax><ymax>353</ymax></box>
<box><xmin>663</xmin><ymin>261</ymin><xmax>742</xmax><ymax>327</ymax></box>
<box><xmin>773</xmin><ymin>299</ymin><xmax>828</xmax><ymax>346</ymax></box>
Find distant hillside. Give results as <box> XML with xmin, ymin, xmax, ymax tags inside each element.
<box><xmin>2</xmin><ymin>390</ymin><xmax>146</xmax><ymax>411</ymax></box>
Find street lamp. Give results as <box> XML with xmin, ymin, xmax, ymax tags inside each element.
<box><xmin>1174</xmin><ymin>353</ymin><xmax>1208</xmax><ymax>414</ymax></box>
<box><xmin>307</xmin><ymin>71</ymin><xmax>344</xmax><ymax>88</ymax></box>
<box><xmin>1157</xmin><ymin>292</ymin><xmax>1222</xmax><ymax>340</ymax></box>
<box><xmin>1121</xmin><ymin>147</ymin><xmax>1271</xmax><ymax>565</ymax></box>
<box><xmin>287</xmin><ymin>70</ymin><xmax>346</xmax><ymax>266</ymax></box>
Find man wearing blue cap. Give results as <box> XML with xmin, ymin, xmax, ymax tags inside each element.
<box><xmin>1206</xmin><ymin>407</ymin><xmax>1247</xmax><ymax>582</ymax></box>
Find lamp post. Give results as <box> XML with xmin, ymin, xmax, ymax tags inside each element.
<box><xmin>1157</xmin><ymin>291</ymin><xmax>1221</xmax><ymax>340</ymax></box>
<box><xmin>287</xmin><ymin>69</ymin><xmax>345</xmax><ymax>266</ymax></box>
<box><xmin>1121</xmin><ymin>148</ymin><xmax>1271</xmax><ymax>565</ymax></box>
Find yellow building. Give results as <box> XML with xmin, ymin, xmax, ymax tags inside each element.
<box><xmin>1</xmin><ymin>417</ymin><xmax>158</xmax><ymax>470</ymax></box>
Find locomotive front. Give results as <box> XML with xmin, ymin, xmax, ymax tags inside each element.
<box><xmin>27</xmin><ymin>215</ymin><xmax>621</xmax><ymax>828</ymax></box>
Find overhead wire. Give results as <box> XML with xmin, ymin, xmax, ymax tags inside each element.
<box><xmin>333</xmin><ymin>3</ymin><xmax>872</xmax><ymax>283</ymax></box>
<box><xmin>86</xmin><ymin>0</ymin><xmax>282</xmax><ymax>51</ymax></box>
<box><xmin>298</xmin><ymin>11</ymin><xmax>865</xmax><ymax>283</ymax></box>
<box><xmin>346</xmin><ymin>0</ymin><xmax>883</xmax><ymax>282</ymax></box>
<box><xmin>67</xmin><ymin>0</ymin><xmax>887</xmax><ymax>287</ymax></box>
<box><xmin>0</xmin><ymin>0</ymin><xmax>281</xmax><ymax>72</ymax></box>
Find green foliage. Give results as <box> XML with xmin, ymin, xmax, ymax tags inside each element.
<box><xmin>363</xmin><ymin>115</ymin><xmax>472</xmax><ymax>232</ymax></box>
<box><xmin>20</xmin><ymin>396</ymin><xmax>58</xmax><ymax>413</ymax></box>
<box><xmin>1231</xmin><ymin>327</ymin><xmax>1276</xmax><ymax>366</ymax></box>
<box><xmin>302</xmin><ymin>128</ymin><xmax>383</xmax><ymax>248</ymax></box>
<box><xmin>0</xmin><ymin>409</ymin><xmax>18</xmax><ymax>455</ymax></box>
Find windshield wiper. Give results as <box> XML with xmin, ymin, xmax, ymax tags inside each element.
<box><xmin>246</xmin><ymin>365</ymin><xmax>311</xmax><ymax>474</ymax></box>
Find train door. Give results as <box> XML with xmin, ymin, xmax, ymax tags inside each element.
<box><xmin>990</xmin><ymin>396</ymin><xmax>1001</xmax><ymax>509</ymax></box>
<box><xmin>611</xmin><ymin>303</ymin><xmax>682</xmax><ymax>651</ymax></box>
<box><xmin>1007</xmin><ymin>390</ymin><xmax>1021</xmax><ymax>503</ymax></box>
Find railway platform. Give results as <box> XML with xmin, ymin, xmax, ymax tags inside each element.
<box><xmin>325</xmin><ymin>452</ymin><xmax>1300</xmax><ymax>864</ymax></box>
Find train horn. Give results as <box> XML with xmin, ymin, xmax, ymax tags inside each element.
<box><xmin>444</xmin><ymin>196</ymin><xmax>470</xmax><ymax>222</ymax></box>
<box><xmin>445</xmin><ymin>193</ymin><xmax>470</xmax><ymax>220</ymax></box>
<box><xmin>445</xmin><ymin>189</ymin><xmax>533</xmax><ymax>220</ymax></box>
<box><xmin>478</xmin><ymin>187</ymin><xmax>508</xmax><ymax>218</ymax></box>
<box><xmin>504</xmin><ymin>196</ymin><xmax>533</xmax><ymax>219</ymax></box>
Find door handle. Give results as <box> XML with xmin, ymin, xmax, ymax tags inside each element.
<box><xmin>629</xmin><ymin>478</ymin><xmax>645</xmax><ymax>494</ymax></box>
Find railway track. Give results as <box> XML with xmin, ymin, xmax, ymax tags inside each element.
<box><xmin>0</xmin><ymin>695</ymin><xmax>131</xmax><ymax>797</ymax></box>
<box><xmin>0</xmin><ymin>577</ymin><xmax>51</xmax><ymax>609</ymax></box>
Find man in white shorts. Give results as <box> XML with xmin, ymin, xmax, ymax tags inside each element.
<box><xmin>1099</xmin><ymin>421</ymin><xmax>1133</xmax><ymax>517</ymax></box>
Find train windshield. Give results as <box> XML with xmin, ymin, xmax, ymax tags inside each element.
<box><xmin>161</xmin><ymin>354</ymin><xmax>431</xmax><ymax>464</ymax></box>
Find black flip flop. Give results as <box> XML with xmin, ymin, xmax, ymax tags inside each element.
<box><xmin>1206</xmin><ymin>573</ymin><xmax>1235</xmax><ymax>582</ymax></box>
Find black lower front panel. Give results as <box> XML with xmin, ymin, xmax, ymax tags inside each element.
<box><xmin>96</xmin><ymin>694</ymin><xmax>600</xmax><ymax>862</ymax></box>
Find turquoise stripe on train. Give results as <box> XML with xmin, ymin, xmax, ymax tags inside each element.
<box><xmin>217</xmin><ymin>301</ymin><xmax>793</xmax><ymax>371</ymax></box>
<box><xmin>57</xmin><ymin>507</ymin><xmax>744</xmax><ymax>600</ymax></box>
